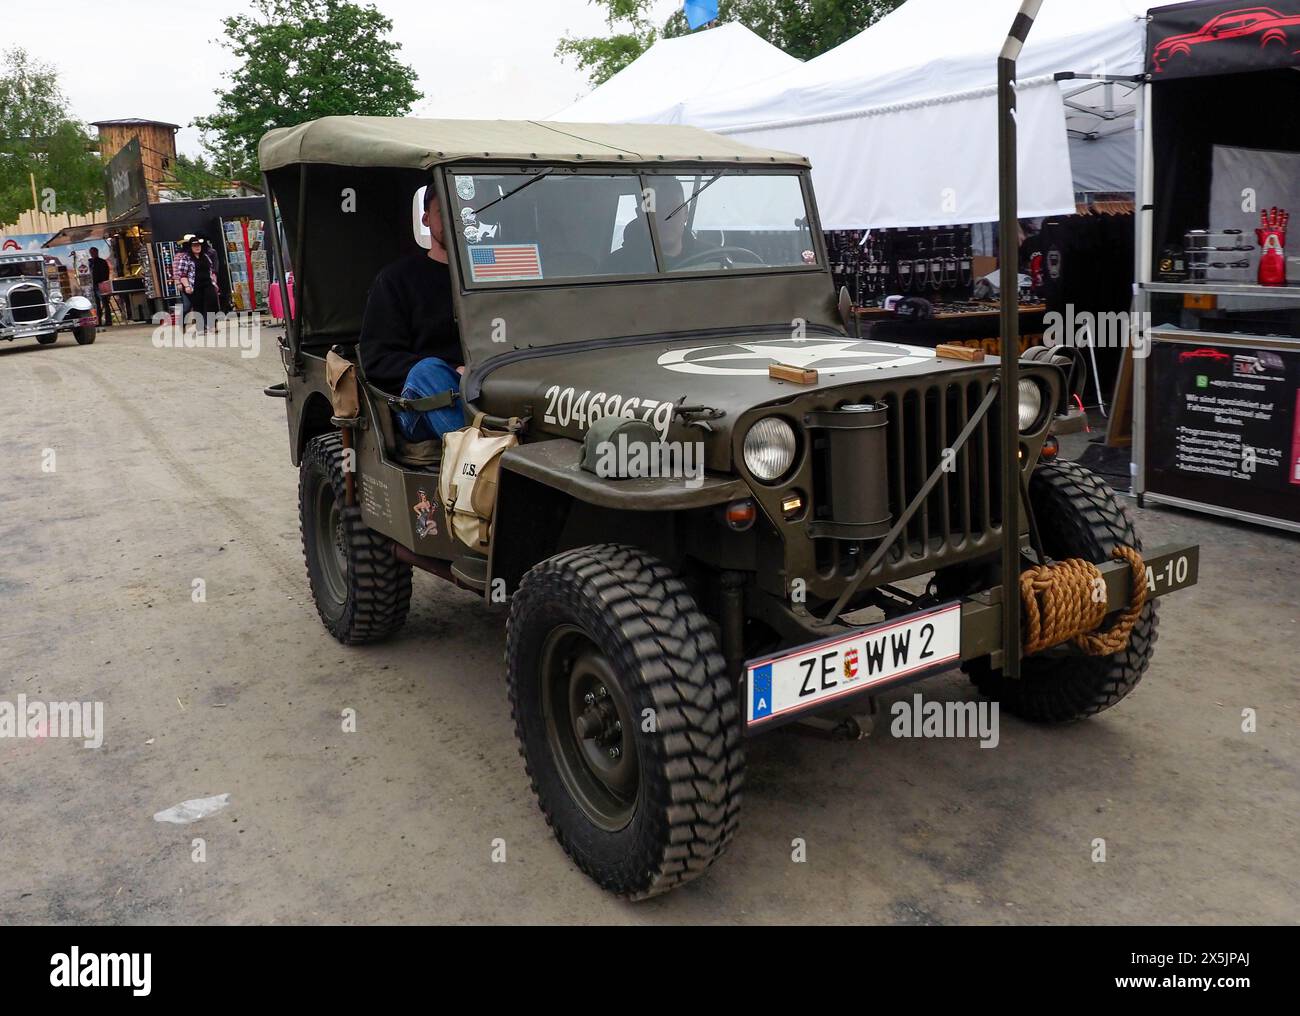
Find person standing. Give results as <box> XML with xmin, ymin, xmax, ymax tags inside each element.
<box><xmin>88</xmin><ymin>247</ymin><xmax>113</xmax><ymax>327</ymax></box>
<box><xmin>173</xmin><ymin>235</ymin><xmax>220</xmax><ymax>334</ymax></box>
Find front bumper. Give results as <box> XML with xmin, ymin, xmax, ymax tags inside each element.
<box><xmin>742</xmin><ymin>541</ymin><xmax>1200</xmax><ymax>733</ymax></box>
<box><xmin>0</xmin><ymin>306</ymin><xmax>86</xmax><ymax>341</ymax></box>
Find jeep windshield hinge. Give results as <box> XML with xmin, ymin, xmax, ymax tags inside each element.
<box><xmin>278</xmin><ymin>335</ymin><xmax>301</xmax><ymax>377</ymax></box>
<box><xmin>675</xmin><ymin>402</ymin><xmax>726</xmax><ymax>432</ymax></box>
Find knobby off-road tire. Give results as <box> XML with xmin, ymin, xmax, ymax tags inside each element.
<box><xmin>968</xmin><ymin>460</ymin><xmax>1159</xmax><ymax>723</ymax></box>
<box><xmin>300</xmin><ymin>432</ymin><xmax>411</xmax><ymax>644</ymax></box>
<box><xmin>73</xmin><ymin>321</ymin><xmax>96</xmax><ymax>345</ymax></box>
<box><xmin>507</xmin><ymin>544</ymin><xmax>744</xmax><ymax>899</ymax></box>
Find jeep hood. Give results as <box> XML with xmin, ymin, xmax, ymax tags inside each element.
<box><xmin>474</xmin><ymin>329</ymin><xmax>990</xmax><ymax>471</ymax></box>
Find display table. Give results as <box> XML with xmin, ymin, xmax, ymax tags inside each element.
<box><xmin>855</xmin><ymin>302</ymin><xmax>1048</xmax><ymax>354</ymax></box>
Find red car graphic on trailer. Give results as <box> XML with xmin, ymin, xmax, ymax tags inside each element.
<box><xmin>1153</xmin><ymin>6</ymin><xmax>1300</xmax><ymax>71</ymax></box>
<box><xmin>1178</xmin><ymin>348</ymin><xmax>1232</xmax><ymax>363</ymax></box>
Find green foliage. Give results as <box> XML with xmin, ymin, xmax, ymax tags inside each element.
<box><xmin>39</xmin><ymin>120</ymin><xmax>103</xmax><ymax>215</ymax></box>
<box><xmin>555</xmin><ymin>0</ymin><xmax>659</xmax><ymax>86</ymax></box>
<box><xmin>195</xmin><ymin>0</ymin><xmax>422</xmax><ymax>180</ymax></box>
<box><xmin>167</xmin><ymin>153</ymin><xmax>229</xmax><ymax>200</ymax></box>
<box><xmin>662</xmin><ymin>0</ymin><xmax>904</xmax><ymax>61</ymax></box>
<box><xmin>555</xmin><ymin>32</ymin><xmax>660</xmax><ymax>87</ymax></box>
<box><xmin>0</xmin><ymin>48</ymin><xmax>104</xmax><ymax>225</ymax></box>
<box><xmin>558</xmin><ymin>0</ymin><xmax>905</xmax><ymax>85</ymax></box>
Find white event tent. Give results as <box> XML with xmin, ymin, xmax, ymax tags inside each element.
<box><xmin>557</xmin><ymin>1</ymin><xmax>1186</xmax><ymax>231</ymax></box>
<box><xmin>553</xmin><ymin>22</ymin><xmax>803</xmax><ymax>125</ymax></box>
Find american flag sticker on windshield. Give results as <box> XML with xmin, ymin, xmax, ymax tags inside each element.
<box><xmin>468</xmin><ymin>244</ymin><xmax>543</xmax><ymax>282</ymax></box>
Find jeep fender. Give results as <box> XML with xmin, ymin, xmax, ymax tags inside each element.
<box><xmin>490</xmin><ymin>439</ymin><xmax>750</xmax><ymax>595</ymax></box>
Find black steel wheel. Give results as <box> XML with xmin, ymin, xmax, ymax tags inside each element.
<box><xmin>540</xmin><ymin>626</ymin><xmax>640</xmax><ymax>831</ymax></box>
<box><xmin>299</xmin><ymin>432</ymin><xmax>411</xmax><ymax>644</ymax></box>
<box><xmin>507</xmin><ymin>544</ymin><xmax>744</xmax><ymax>899</ymax></box>
<box><xmin>968</xmin><ymin>460</ymin><xmax>1159</xmax><ymax>723</ymax></box>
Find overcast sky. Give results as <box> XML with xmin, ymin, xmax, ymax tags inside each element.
<box><xmin>4</xmin><ymin>0</ymin><xmax>682</xmax><ymax>157</ymax></box>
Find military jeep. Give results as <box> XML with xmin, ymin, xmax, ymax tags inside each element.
<box><xmin>260</xmin><ymin>117</ymin><xmax>1199</xmax><ymax>899</ymax></box>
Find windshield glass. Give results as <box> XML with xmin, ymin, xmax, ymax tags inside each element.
<box><xmin>653</xmin><ymin>172</ymin><xmax>816</xmax><ymax>273</ymax></box>
<box><xmin>446</xmin><ymin>169</ymin><xmax>817</xmax><ymax>286</ymax></box>
<box><xmin>0</xmin><ymin>260</ymin><xmax>43</xmax><ymax>279</ymax></box>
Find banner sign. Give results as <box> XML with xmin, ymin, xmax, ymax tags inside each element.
<box><xmin>104</xmin><ymin>137</ymin><xmax>148</xmax><ymax>221</ymax></box>
<box><xmin>1147</xmin><ymin>339</ymin><xmax>1300</xmax><ymax>524</ymax></box>
<box><xmin>1148</xmin><ymin>1</ymin><xmax>1300</xmax><ymax>80</ymax></box>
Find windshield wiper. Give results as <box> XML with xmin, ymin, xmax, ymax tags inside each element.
<box><xmin>664</xmin><ymin>174</ymin><xmax>721</xmax><ymax>221</ymax></box>
<box><xmin>472</xmin><ymin>169</ymin><xmax>555</xmax><ymax>216</ymax></box>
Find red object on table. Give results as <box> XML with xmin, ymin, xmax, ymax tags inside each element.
<box><xmin>1256</xmin><ymin>207</ymin><xmax>1289</xmax><ymax>287</ymax></box>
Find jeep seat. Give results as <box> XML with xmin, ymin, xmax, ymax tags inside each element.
<box><xmin>344</xmin><ymin>346</ymin><xmax>445</xmax><ymax>473</ymax></box>
<box><xmin>363</xmin><ymin>384</ymin><xmax>443</xmax><ymax>471</ymax></box>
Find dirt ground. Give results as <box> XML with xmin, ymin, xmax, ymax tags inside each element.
<box><xmin>2</xmin><ymin>321</ymin><xmax>1297</xmax><ymax>925</ymax></box>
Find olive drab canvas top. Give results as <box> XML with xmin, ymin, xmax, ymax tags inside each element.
<box><xmin>257</xmin><ymin>116</ymin><xmax>811</xmax><ymax>172</ymax></box>
<box><xmin>258</xmin><ymin>115</ymin><xmax>828</xmax><ymax>369</ymax></box>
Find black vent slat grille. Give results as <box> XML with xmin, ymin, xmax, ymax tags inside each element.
<box><xmin>883</xmin><ymin>377</ymin><xmax>999</xmax><ymax>559</ymax></box>
<box><xmin>805</xmin><ymin>374</ymin><xmax>1008</xmax><ymax>584</ymax></box>
<box><xmin>937</xmin><ymin>387</ymin><xmax>950</xmax><ymax>545</ymax></box>
<box><xmin>958</xmin><ymin>384</ymin><xmax>973</xmax><ymax>536</ymax></box>
<box><xmin>8</xmin><ymin>286</ymin><xmax>49</xmax><ymax>323</ymax></box>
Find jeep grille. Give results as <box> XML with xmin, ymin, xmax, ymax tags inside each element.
<box><xmin>814</xmin><ymin>376</ymin><xmax>1004</xmax><ymax>578</ymax></box>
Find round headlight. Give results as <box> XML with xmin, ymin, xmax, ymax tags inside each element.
<box><xmin>1017</xmin><ymin>378</ymin><xmax>1045</xmax><ymax>433</ymax></box>
<box><xmin>743</xmin><ymin>417</ymin><xmax>797</xmax><ymax>483</ymax></box>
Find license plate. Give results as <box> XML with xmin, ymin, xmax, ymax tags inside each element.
<box><xmin>745</xmin><ymin>602</ymin><xmax>962</xmax><ymax>731</ymax></box>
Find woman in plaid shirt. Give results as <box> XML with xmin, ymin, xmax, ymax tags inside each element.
<box><xmin>173</xmin><ymin>235</ymin><xmax>221</xmax><ymax>333</ymax></box>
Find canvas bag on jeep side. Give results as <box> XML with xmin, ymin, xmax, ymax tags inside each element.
<box><xmin>438</xmin><ymin>413</ymin><xmax>518</xmax><ymax>550</ymax></box>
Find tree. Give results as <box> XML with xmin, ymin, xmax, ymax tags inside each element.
<box><xmin>663</xmin><ymin>1</ymin><xmax>904</xmax><ymax>61</ymax></box>
<box><xmin>556</xmin><ymin>0</ymin><xmax>659</xmax><ymax>87</ymax></box>
<box><xmin>0</xmin><ymin>48</ymin><xmax>104</xmax><ymax>225</ymax></box>
<box><xmin>195</xmin><ymin>0</ymin><xmax>422</xmax><ymax>180</ymax></box>
<box><xmin>38</xmin><ymin>120</ymin><xmax>103</xmax><ymax>216</ymax></box>
<box><xmin>166</xmin><ymin>153</ymin><xmax>228</xmax><ymax>200</ymax></box>
<box><xmin>557</xmin><ymin>0</ymin><xmax>905</xmax><ymax>85</ymax></box>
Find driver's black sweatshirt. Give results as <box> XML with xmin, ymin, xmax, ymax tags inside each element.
<box><xmin>358</xmin><ymin>253</ymin><xmax>462</xmax><ymax>392</ymax></box>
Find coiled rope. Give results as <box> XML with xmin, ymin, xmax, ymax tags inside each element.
<box><xmin>1019</xmin><ymin>546</ymin><xmax>1148</xmax><ymax>656</ymax></box>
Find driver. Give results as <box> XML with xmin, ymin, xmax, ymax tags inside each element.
<box><xmin>606</xmin><ymin>175</ymin><xmax>709</xmax><ymax>273</ymax></box>
<box><xmin>359</xmin><ymin>183</ymin><xmax>466</xmax><ymax>440</ymax></box>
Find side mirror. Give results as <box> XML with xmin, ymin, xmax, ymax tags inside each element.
<box><xmin>838</xmin><ymin>285</ymin><xmax>859</xmax><ymax>338</ymax></box>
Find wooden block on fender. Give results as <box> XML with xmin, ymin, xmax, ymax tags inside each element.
<box><xmin>769</xmin><ymin>362</ymin><xmax>819</xmax><ymax>384</ymax></box>
<box><xmin>936</xmin><ymin>343</ymin><xmax>985</xmax><ymax>362</ymax></box>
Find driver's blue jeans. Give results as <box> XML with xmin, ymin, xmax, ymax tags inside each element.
<box><xmin>396</xmin><ymin>357</ymin><xmax>466</xmax><ymax>441</ymax></box>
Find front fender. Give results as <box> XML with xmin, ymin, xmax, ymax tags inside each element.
<box><xmin>500</xmin><ymin>439</ymin><xmax>748</xmax><ymax>511</ymax></box>
<box><xmin>54</xmin><ymin>296</ymin><xmax>93</xmax><ymax>322</ymax></box>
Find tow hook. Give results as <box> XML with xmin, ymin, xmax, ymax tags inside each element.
<box><xmin>792</xmin><ymin>708</ymin><xmax>875</xmax><ymax>742</ymax></box>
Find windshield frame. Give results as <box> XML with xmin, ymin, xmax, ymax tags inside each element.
<box><xmin>443</xmin><ymin>164</ymin><xmax>825</xmax><ymax>291</ymax></box>
<box><xmin>0</xmin><ymin>256</ymin><xmax>46</xmax><ymax>279</ymax></box>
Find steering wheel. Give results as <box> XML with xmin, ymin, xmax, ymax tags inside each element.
<box><xmin>673</xmin><ymin>245</ymin><xmax>765</xmax><ymax>270</ymax></box>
